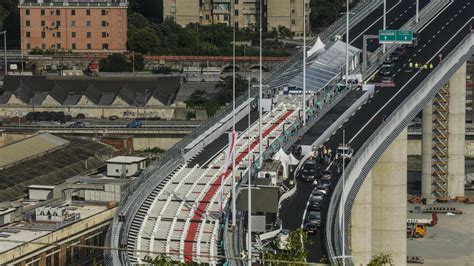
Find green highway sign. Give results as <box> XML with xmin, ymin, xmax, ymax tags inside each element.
<box><xmin>379</xmin><ymin>30</ymin><xmax>413</xmax><ymax>44</ymax></box>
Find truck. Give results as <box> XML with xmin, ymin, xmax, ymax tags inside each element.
<box><xmin>407</xmin><ymin>213</ymin><xmax>438</xmax><ymax>227</ymax></box>
<box><xmin>84</xmin><ymin>62</ymin><xmax>99</xmax><ymax>76</ymax></box>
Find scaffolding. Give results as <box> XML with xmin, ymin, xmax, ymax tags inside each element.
<box><xmin>431</xmin><ymin>84</ymin><xmax>449</xmax><ymax>199</ymax></box>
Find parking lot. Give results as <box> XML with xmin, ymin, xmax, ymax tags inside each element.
<box><xmin>407</xmin><ymin>193</ymin><xmax>474</xmax><ymax>265</ymax></box>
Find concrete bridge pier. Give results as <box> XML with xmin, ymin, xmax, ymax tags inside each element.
<box><xmin>351</xmin><ymin>129</ymin><xmax>407</xmax><ymax>265</ymax></box>
<box><xmin>422</xmin><ymin>63</ymin><xmax>466</xmax><ymax>200</ymax></box>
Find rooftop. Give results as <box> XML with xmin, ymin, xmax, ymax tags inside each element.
<box><xmin>0</xmin><ymin>136</ymin><xmax>114</xmax><ymax>202</ymax></box>
<box><xmin>0</xmin><ymin>202</ymin><xmax>108</xmax><ymax>254</ymax></box>
<box><xmin>19</xmin><ymin>0</ymin><xmax>128</xmax><ymax>7</ymax></box>
<box><xmin>106</xmin><ymin>156</ymin><xmax>146</xmax><ymax>164</ymax></box>
<box><xmin>0</xmin><ymin>133</ymin><xmax>69</xmax><ymax>169</ymax></box>
<box><xmin>0</xmin><ymin>75</ymin><xmax>181</xmax><ymax>107</ymax></box>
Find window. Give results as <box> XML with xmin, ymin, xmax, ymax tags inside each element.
<box><xmin>235</xmin><ymin>0</ymin><xmax>239</xmax><ymax>3</ymax></box>
<box><xmin>56</xmin><ymin>32</ymin><xmax>61</xmax><ymax>37</ymax></box>
<box><xmin>235</xmin><ymin>22</ymin><xmax>238</xmax><ymax>28</ymax></box>
<box><xmin>102</xmin><ymin>32</ymin><xmax>107</xmax><ymax>38</ymax></box>
<box><xmin>235</xmin><ymin>9</ymin><xmax>239</xmax><ymax>16</ymax></box>
<box><xmin>41</xmin><ymin>20</ymin><xmax>45</xmax><ymax>27</ymax></box>
<box><xmin>101</xmin><ymin>10</ymin><xmax>107</xmax><ymax>16</ymax></box>
<box><xmin>71</xmin><ymin>21</ymin><xmax>76</xmax><ymax>27</ymax></box>
<box><xmin>41</xmin><ymin>32</ymin><xmax>46</xmax><ymax>38</ymax></box>
<box><xmin>115</xmin><ymin>169</ymin><xmax>119</xmax><ymax>173</ymax></box>
<box><xmin>102</xmin><ymin>43</ymin><xmax>109</xmax><ymax>49</ymax></box>
<box><xmin>56</xmin><ymin>20</ymin><xmax>61</xmax><ymax>27</ymax></box>
<box><xmin>25</xmin><ymin>9</ymin><xmax>30</xmax><ymax>15</ymax></box>
<box><xmin>86</xmin><ymin>9</ymin><xmax>91</xmax><ymax>16</ymax></box>
<box><xmin>87</xmin><ymin>32</ymin><xmax>91</xmax><ymax>38</ymax></box>
<box><xmin>72</xmin><ymin>43</ymin><xmax>76</xmax><ymax>49</ymax></box>
<box><xmin>56</xmin><ymin>10</ymin><xmax>60</xmax><ymax>16</ymax></box>
<box><xmin>291</xmin><ymin>19</ymin><xmax>296</xmax><ymax>25</ymax></box>
<box><xmin>101</xmin><ymin>21</ymin><xmax>108</xmax><ymax>27</ymax></box>
<box><xmin>71</xmin><ymin>10</ymin><xmax>75</xmax><ymax>15</ymax></box>
<box><xmin>72</xmin><ymin>32</ymin><xmax>76</xmax><ymax>38</ymax></box>
<box><xmin>41</xmin><ymin>43</ymin><xmax>46</xmax><ymax>49</ymax></box>
<box><xmin>41</xmin><ymin>9</ymin><xmax>45</xmax><ymax>16</ymax></box>
<box><xmin>57</xmin><ymin>43</ymin><xmax>61</xmax><ymax>49</ymax></box>
<box><xmin>86</xmin><ymin>21</ymin><xmax>91</xmax><ymax>27</ymax></box>
<box><xmin>26</xmin><ymin>32</ymin><xmax>30</xmax><ymax>37</ymax></box>
<box><xmin>26</xmin><ymin>20</ymin><xmax>30</xmax><ymax>27</ymax></box>
<box><xmin>26</xmin><ymin>43</ymin><xmax>31</xmax><ymax>49</ymax></box>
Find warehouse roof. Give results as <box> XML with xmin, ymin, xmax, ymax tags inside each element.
<box><xmin>0</xmin><ymin>133</ymin><xmax>69</xmax><ymax>169</ymax></box>
<box><xmin>0</xmin><ymin>75</ymin><xmax>181</xmax><ymax>107</ymax></box>
<box><xmin>0</xmin><ymin>136</ymin><xmax>114</xmax><ymax>202</ymax></box>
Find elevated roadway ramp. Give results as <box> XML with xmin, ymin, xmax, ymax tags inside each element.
<box><xmin>326</xmin><ymin>10</ymin><xmax>474</xmax><ymax>265</ymax></box>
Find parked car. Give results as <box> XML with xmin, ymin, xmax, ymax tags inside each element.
<box><xmin>380</xmin><ymin>65</ymin><xmax>394</xmax><ymax>76</ymax></box>
<box><xmin>310</xmin><ymin>193</ymin><xmax>323</xmax><ymax>202</ymax></box>
<box><xmin>312</xmin><ymin>180</ymin><xmax>318</xmax><ymax>187</ymax></box>
<box><xmin>317</xmin><ymin>183</ymin><xmax>331</xmax><ymax>193</ymax></box>
<box><xmin>299</xmin><ymin>160</ymin><xmax>317</xmax><ymax>182</ymax></box>
<box><xmin>306</xmin><ymin>211</ymin><xmax>321</xmax><ymax>226</ymax></box>
<box><xmin>308</xmin><ymin>198</ymin><xmax>322</xmax><ymax>211</ymax></box>
<box><xmin>126</xmin><ymin>120</ymin><xmax>142</xmax><ymax>128</ymax></box>
<box><xmin>304</xmin><ymin>222</ymin><xmax>318</xmax><ymax>234</ymax></box>
<box><xmin>321</xmin><ymin>170</ymin><xmax>332</xmax><ymax>180</ymax></box>
<box><xmin>69</xmin><ymin>121</ymin><xmax>86</xmax><ymax>128</ymax></box>
<box><xmin>313</xmin><ymin>187</ymin><xmax>328</xmax><ymax>195</ymax></box>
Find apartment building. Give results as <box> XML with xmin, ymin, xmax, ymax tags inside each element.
<box><xmin>18</xmin><ymin>0</ymin><xmax>128</xmax><ymax>53</ymax></box>
<box><xmin>163</xmin><ymin>0</ymin><xmax>309</xmax><ymax>35</ymax></box>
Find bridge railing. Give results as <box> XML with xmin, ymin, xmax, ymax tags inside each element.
<box><xmin>326</xmin><ymin>33</ymin><xmax>474</xmax><ymax>264</ymax></box>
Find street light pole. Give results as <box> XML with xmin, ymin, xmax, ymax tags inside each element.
<box><xmin>345</xmin><ymin>0</ymin><xmax>349</xmax><ymax>89</ymax></box>
<box><xmin>383</xmin><ymin>0</ymin><xmax>386</xmax><ymax>53</ymax></box>
<box><xmin>1</xmin><ymin>31</ymin><xmax>7</xmax><ymax>76</ymax></box>
<box><xmin>416</xmin><ymin>0</ymin><xmax>419</xmax><ymax>23</ymax></box>
<box><xmin>342</xmin><ymin>129</ymin><xmax>346</xmax><ymax>266</ymax></box>
<box><xmin>232</xmin><ymin>0</ymin><xmax>237</xmax><ymax>228</ymax></box>
<box><xmin>258</xmin><ymin>0</ymin><xmax>263</xmax><ymax>167</ymax></box>
<box><xmin>247</xmin><ymin>75</ymin><xmax>252</xmax><ymax>265</ymax></box>
<box><xmin>302</xmin><ymin>0</ymin><xmax>306</xmax><ymax>126</ymax></box>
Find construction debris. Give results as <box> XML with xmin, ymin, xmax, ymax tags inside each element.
<box><xmin>423</xmin><ymin>206</ymin><xmax>463</xmax><ymax>214</ymax></box>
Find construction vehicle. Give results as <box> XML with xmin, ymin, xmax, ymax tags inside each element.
<box><xmin>84</xmin><ymin>62</ymin><xmax>99</xmax><ymax>76</ymax></box>
<box><xmin>407</xmin><ymin>213</ymin><xmax>438</xmax><ymax>227</ymax></box>
<box><xmin>407</xmin><ymin>223</ymin><xmax>426</xmax><ymax>238</ymax></box>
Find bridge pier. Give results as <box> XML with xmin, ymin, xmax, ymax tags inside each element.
<box><xmin>371</xmin><ymin>128</ymin><xmax>407</xmax><ymax>265</ymax></box>
<box><xmin>350</xmin><ymin>170</ymin><xmax>372</xmax><ymax>265</ymax></box>
<box><xmin>422</xmin><ymin>63</ymin><xmax>466</xmax><ymax>200</ymax></box>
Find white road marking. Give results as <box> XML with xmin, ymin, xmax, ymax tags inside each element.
<box><xmin>349</xmin><ymin>17</ymin><xmax>474</xmax><ymax>144</ymax></box>
<box><xmin>351</xmin><ymin>0</ymin><xmax>402</xmax><ymax>44</ymax></box>
<box><xmin>419</xmin><ymin>0</ymin><xmax>453</xmax><ymax>32</ymax></box>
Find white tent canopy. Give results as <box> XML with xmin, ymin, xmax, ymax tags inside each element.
<box><xmin>273</xmin><ymin>148</ymin><xmax>290</xmax><ymax>179</ymax></box>
<box><xmin>306</xmin><ymin>36</ymin><xmax>325</xmax><ymax>57</ymax></box>
<box><xmin>288</xmin><ymin>153</ymin><xmax>299</xmax><ymax>166</ymax></box>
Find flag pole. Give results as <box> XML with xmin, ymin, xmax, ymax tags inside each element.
<box><xmin>303</xmin><ymin>0</ymin><xmax>306</xmax><ymax>126</ymax></box>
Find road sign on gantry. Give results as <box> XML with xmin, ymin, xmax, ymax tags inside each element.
<box><xmin>379</xmin><ymin>30</ymin><xmax>413</xmax><ymax>44</ymax></box>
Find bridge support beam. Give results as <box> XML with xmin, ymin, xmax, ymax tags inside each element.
<box><xmin>422</xmin><ymin>63</ymin><xmax>466</xmax><ymax>200</ymax></box>
<box><xmin>350</xmin><ymin>170</ymin><xmax>372</xmax><ymax>265</ymax></box>
<box><xmin>371</xmin><ymin>128</ymin><xmax>407</xmax><ymax>265</ymax></box>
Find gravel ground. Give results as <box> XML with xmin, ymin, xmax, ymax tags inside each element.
<box><xmin>407</xmin><ymin>193</ymin><xmax>474</xmax><ymax>265</ymax></box>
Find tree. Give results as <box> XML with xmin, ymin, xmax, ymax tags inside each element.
<box><xmin>368</xmin><ymin>253</ymin><xmax>393</xmax><ymax>266</ymax></box>
<box><xmin>185</xmin><ymin>90</ymin><xmax>208</xmax><ymax>108</ymax></box>
<box><xmin>133</xmin><ymin>53</ymin><xmax>145</xmax><ymax>71</ymax></box>
<box><xmin>100</xmin><ymin>53</ymin><xmax>131</xmax><ymax>72</ymax></box>
<box><xmin>142</xmin><ymin>254</ymin><xmax>172</xmax><ymax>265</ymax></box>
<box><xmin>128</xmin><ymin>27</ymin><xmax>160</xmax><ymax>54</ymax></box>
<box><xmin>215</xmin><ymin>75</ymin><xmax>249</xmax><ymax>106</ymax></box>
<box><xmin>261</xmin><ymin>228</ymin><xmax>311</xmax><ymax>265</ymax></box>
<box><xmin>310</xmin><ymin>0</ymin><xmax>345</xmax><ymax>29</ymax></box>
<box><xmin>128</xmin><ymin>12</ymin><xmax>149</xmax><ymax>29</ymax></box>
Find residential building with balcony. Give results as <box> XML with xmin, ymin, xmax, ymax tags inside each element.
<box><xmin>18</xmin><ymin>0</ymin><xmax>128</xmax><ymax>53</ymax></box>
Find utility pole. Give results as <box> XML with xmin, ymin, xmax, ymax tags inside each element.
<box><xmin>342</xmin><ymin>129</ymin><xmax>346</xmax><ymax>266</ymax></box>
<box><xmin>247</xmin><ymin>75</ymin><xmax>252</xmax><ymax>265</ymax></box>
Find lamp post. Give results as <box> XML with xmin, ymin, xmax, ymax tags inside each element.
<box><xmin>247</xmin><ymin>75</ymin><xmax>252</xmax><ymax>265</ymax></box>
<box><xmin>345</xmin><ymin>0</ymin><xmax>349</xmax><ymax>89</ymax></box>
<box><xmin>1</xmin><ymin>31</ymin><xmax>7</xmax><ymax>76</ymax></box>
<box><xmin>303</xmin><ymin>0</ymin><xmax>307</xmax><ymax>126</ymax></box>
<box><xmin>416</xmin><ymin>0</ymin><xmax>419</xmax><ymax>23</ymax></box>
<box><xmin>383</xmin><ymin>0</ymin><xmax>387</xmax><ymax>53</ymax></box>
<box><xmin>258</xmin><ymin>0</ymin><xmax>263</xmax><ymax>167</ymax></box>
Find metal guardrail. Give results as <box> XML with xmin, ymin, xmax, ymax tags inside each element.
<box><xmin>326</xmin><ymin>33</ymin><xmax>474</xmax><ymax>264</ymax></box>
